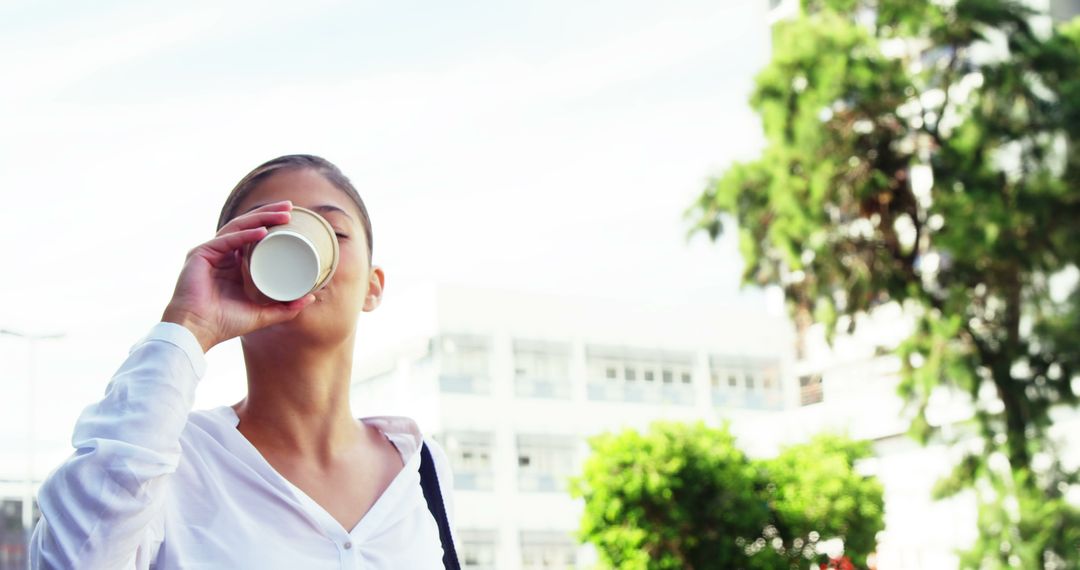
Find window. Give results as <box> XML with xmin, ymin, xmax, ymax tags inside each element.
<box><xmin>443</xmin><ymin>432</ymin><xmax>495</xmax><ymax>490</ymax></box>
<box><xmin>517</xmin><ymin>434</ymin><xmax>577</xmax><ymax>492</ymax></box>
<box><xmin>800</xmin><ymin>374</ymin><xmax>824</xmax><ymax>406</ymax></box>
<box><xmin>591</xmin><ymin>358</ymin><xmax>621</xmax><ymax>383</ymax></box>
<box><xmin>759</xmin><ymin>360</ymin><xmax>781</xmax><ymax>393</ymax></box>
<box><xmin>521</xmin><ymin>531</ymin><xmax>577</xmax><ymax>570</ymax></box>
<box><xmin>513</xmin><ymin>340</ymin><xmax>572</xmax><ymax>399</ymax></box>
<box><xmin>460</xmin><ymin>530</ymin><xmax>497</xmax><ymax>570</ymax></box>
<box><xmin>1</xmin><ymin>498</ymin><xmax>38</xmax><ymax>569</ymax></box>
<box><xmin>710</xmin><ymin>355</ymin><xmax>742</xmax><ymax>390</ymax></box>
<box><xmin>710</xmin><ymin>356</ymin><xmax>784</xmax><ymax>410</ymax></box>
<box><xmin>440</xmin><ymin>335</ymin><xmax>492</xmax><ymax>394</ymax></box>
<box><xmin>660</xmin><ymin>364</ymin><xmax>695</xmax><ymax>405</ymax></box>
<box><xmin>586</xmin><ymin>346</ymin><xmax>694</xmax><ymax>405</ymax></box>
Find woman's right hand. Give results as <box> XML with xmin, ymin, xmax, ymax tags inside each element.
<box><xmin>161</xmin><ymin>200</ymin><xmax>317</xmax><ymax>353</ymax></box>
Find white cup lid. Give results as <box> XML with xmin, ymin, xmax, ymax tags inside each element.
<box><xmin>249</xmin><ymin>231</ymin><xmax>321</xmax><ymax>302</ymax></box>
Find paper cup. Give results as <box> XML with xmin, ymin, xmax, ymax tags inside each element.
<box><xmin>242</xmin><ymin>206</ymin><xmax>340</xmax><ymax>303</ymax></box>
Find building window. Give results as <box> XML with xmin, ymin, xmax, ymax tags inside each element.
<box><xmin>586</xmin><ymin>346</ymin><xmax>695</xmax><ymax>405</ymax></box>
<box><xmin>710</xmin><ymin>355</ymin><xmax>785</xmax><ymax>410</ymax></box>
<box><xmin>517</xmin><ymin>434</ymin><xmax>577</xmax><ymax>492</ymax></box>
<box><xmin>514</xmin><ymin>340</ymin><xmax>572</xmax><ymax>399</ymax></box>
<box><xmin>459</xmin><ymin>530</ymin><xmax>497</xmax><ymax>570</ymax></box>
<box><xmin>592</xmin><ymin>358</ymin><xmax>621</xmax><ymax>383</ymax></box>
<box><xmin>521</xmin><ymin>531</ymin><xmax>577</xmax><ymax>570</ymax></box>
<box><xmin>800</xmin><ymin>374</ymin><xmax>824</xmax><ymax>406</ymax></box>
<box><xmin>439</xmin><ymin>335</ymin><xmax>492</xmax><ymax>394</ymax></box>
<box><xmin>442</xmin><ymin>431</ymin><xmax>495</xmax><ymax>491</ymax></box>
<box><xmin>1</xmin><ymin>498</ymin><xmax>38</xmax><ymax>569</ymax></box>
<box><xmin>659</xmin><ymin>364</ymin><xmax>695</xmax><ymax>405</ymax></box>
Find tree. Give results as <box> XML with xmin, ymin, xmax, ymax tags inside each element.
<box><xmin>684</xmin><ymin>1</ymin><xmax>1080</xmax><ymax>566</ymax></box>
<box><xmin>568</xmin><ymin>422</ymin><xmax>883</xmax><ymax>569</ymax></box>
<box><xmin>568</xmin><ymin>422</ymin><xmax>766</xmax><ymax>569</ymax></box>
<box><xmin>756</xmin><ymin>435</ymin><xmax>884</xmax><ymax>569</ymax></box>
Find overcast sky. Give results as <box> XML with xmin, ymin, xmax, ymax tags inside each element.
<box><xmin>0</xmin><ymin>0</ymin><xmax>772</xmax><ymax>476</ymax></box>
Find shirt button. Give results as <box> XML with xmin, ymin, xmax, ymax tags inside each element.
<box><xmin>344</xmin><ymin>541</ymin><xmax>353</xmax><ymax>550</ymax></box>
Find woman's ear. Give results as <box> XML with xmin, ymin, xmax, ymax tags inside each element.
<box><xmin>363</xmin><ymin>266</ymin><xmax>385</xmax><ymax>311</ymax></box>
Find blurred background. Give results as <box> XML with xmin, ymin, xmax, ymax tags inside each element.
<box><xmin>2</xmin><ymin>1</ymin><xmax>1079</xmax><ymax>569</ymax></box>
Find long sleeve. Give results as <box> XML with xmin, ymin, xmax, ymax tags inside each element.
<box><xmin>29</xmin><ymin>322</ymin><xmax>207</xmax><ymax>570</ymax></box>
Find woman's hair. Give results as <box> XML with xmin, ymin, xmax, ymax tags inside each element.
<box><xmin>216</xmin><ymin>154</ymin><xmax>374</xmax><ymax>263</ymax></box>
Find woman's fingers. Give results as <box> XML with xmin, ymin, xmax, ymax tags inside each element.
<box><xmin>253</xmin><ymin>293</ymin><xmax>317</xmax><ymax>328</ymax></box>
<box><xmin>196</xmin><ymin>227</ymin><xmax>269</xmax><ymax>267</ymax></box>
<box><xmin>217</xmin><ymin>203</ymin><xmax>293</xmax><ymax>236</ymax></box>
<box><xmin>271</xmin><ymin>294</ymin><xmax>316</xmax><ymax>314</ymax></box>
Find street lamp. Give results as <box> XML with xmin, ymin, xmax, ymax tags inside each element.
<box><xmin>0</xmin><ymin>328</ymin><xmax>65</xmax><ymax>546</ymax></box>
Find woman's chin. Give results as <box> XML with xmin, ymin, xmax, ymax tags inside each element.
<box><xmin>285</xmin><ymin>304</ymin><xmax>355</xmax><ymax>337</ymax></box>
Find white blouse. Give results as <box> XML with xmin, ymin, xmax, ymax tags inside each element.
<box><xmin>29</xmin><ymin>322</ymin><xmax>456</xmax><ymax>570</ymax></box>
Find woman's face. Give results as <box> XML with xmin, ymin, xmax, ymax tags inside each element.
<box><xmin>231</xmin><ymin>168</ymin><xmax>383</xmax><ymax>345</ymax></box>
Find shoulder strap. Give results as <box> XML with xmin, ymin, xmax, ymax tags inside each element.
<box><xmin>419</xmin><ymin>441</ymin><xmax>461</xmax><ymax>570</ymax></box>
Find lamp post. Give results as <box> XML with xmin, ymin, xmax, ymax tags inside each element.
<box><xmin>0</xmin><ymin>328</ymin><xmax>65</xmax><ymax>546</ymax></box>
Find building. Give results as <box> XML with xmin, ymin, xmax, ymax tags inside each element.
<box><xmin>352</xmin><ymin>281</ymin><xmax>1080</xmax><ymax>569</ymax></box>
<box><xmin>0</xmin><ymin>482</ymin><xmax>35</xmax><ymax>570</ymax></box>
<box><xmin>349</xmin><ymin>283</ymin><xmax>796</xmax><ymax>569</ymax></box>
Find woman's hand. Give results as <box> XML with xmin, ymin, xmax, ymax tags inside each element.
<box><xmin>161</xmin><ymin>200</ymin><xmax>316</xmax><ymax>353</ymax></box>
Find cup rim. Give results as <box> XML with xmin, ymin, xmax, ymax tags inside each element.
<box><xmin>250</xmin><ymin>231</ymin><xmax>321</xmax><ymax>301</ymax></box>
<box><xmin>288</xmin><ymin>206</ymin><xmax>340</xmax><ymax>290</ymax></box>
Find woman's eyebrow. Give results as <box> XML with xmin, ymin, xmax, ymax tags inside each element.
<box><xmin>243</xmin><ymin>202</ymin><xmax>355</xmax><ymax>222</ymax></box>
<box><xmin>311</xmin><ymin>204</ymin><xmax>355</xmax><ymax>222</ymax></box>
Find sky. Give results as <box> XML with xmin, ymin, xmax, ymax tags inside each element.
<box><xmin>0</xmin><ymin>0</ymin><xmax>773</xmax><ymax>478</ymax></box>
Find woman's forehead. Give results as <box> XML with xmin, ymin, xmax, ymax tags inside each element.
<box><xmin>230</xmin><ymin>168</ymin><xmax>371</xmax><ymax>261</ymax></box>
<box><xmin>236</xmin><ymin>169</ymin><xmax>362</xmax><ymax>222</ymax></box>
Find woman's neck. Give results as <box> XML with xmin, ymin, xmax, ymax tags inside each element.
<box><xmin>232</xmin><ymin>334</ymin><xmax>360</xmax><ymax>463</ymax></box>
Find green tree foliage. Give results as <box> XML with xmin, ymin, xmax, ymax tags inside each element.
<box><xmin>568</xmin><ymin>422</ymin><xmax>883</xmax><ymax>569</ymax></box>
<box><xmin>684</xmin><ymin>1</ymin><xmax>1080</xmax><ymax>566</ymax></box>
<box><xmin>755</xmin><ymin>435</ymin><xmax>884</xmax><ymax>569</ymax></box>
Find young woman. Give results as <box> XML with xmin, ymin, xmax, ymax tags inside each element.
<box><xmin>29</xmin><ymin>155</ymin><xmax>459</xmax><ymax>569</ymax></box>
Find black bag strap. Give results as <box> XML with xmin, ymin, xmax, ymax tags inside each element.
<box><xmin>419</xmin><ymin>441</ymin><xmax>461</xmax><ymax>570</ymax></box>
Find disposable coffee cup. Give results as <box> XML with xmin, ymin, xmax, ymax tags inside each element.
<box><xmin>240</xmin><ymin>206</ymin><xmax>340</xmax><ymax>303</ymax></box>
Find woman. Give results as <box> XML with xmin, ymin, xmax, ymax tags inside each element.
<box><xmin>29</xmin><ymin>155</ymin><xmax>459</xmax><ymax>569</ymax></box>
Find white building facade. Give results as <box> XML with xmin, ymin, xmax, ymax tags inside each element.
<box><xmin>351</xmin><ymin>283</ymin><xmax>1080</xmax><ymax>569</ymax></box>
<box><xmin>349</xmin><ymin>283</ymin><xmax>797</xmax><ymax>570</ymax></box>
